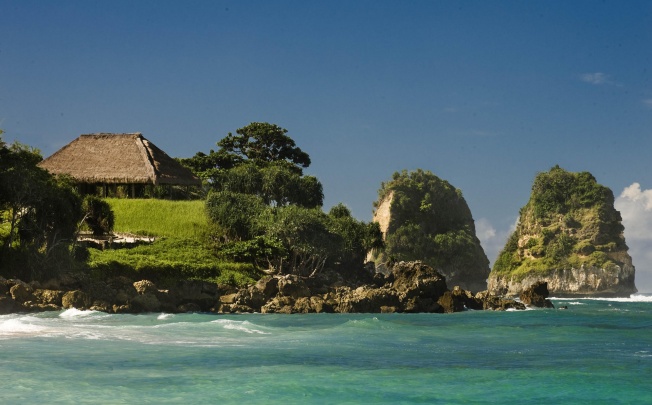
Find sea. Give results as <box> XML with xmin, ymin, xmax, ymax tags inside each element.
<box><xmin>1</xmin><ymin>295</ymin><xmax>651</xmax><ymax>404</ymax></box>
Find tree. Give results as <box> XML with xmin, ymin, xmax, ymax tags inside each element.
<box><xmin>217</xmin><ymin>122</ymin><xmax>310</xmax><ymax>173</ymax></box>
<box><xmin>327</xmin><ymin>203</ymin><xmax>384</xmax><ymax>270</ymax></box>
<box><xmin>187</xmin><ymin>123</ymin><xmax>324</xmax><ymax>208</ymax></box>
<box><xmin>0</xmin><ymin>137</ymin><xmax>84</xmax><ymax>279</ymax></box>
<box><xmin>257</xmin><ymin>205</ymin><xmax>338</xmax><ymax>276</ymax></box>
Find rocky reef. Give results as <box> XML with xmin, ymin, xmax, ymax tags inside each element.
<box><xmin>368</xmin><ymin>169</ymin><xmax>490</xmax><ymax>291</ymax></box>
<box><xmin>0</xmin><ymin>261</ymin><xmax>529</xmax><ymax>315</ymax></box>
<box><xmin>488</xmin><ymin>166</ymin><xmax>637</xmax><ymax>297</ymax></box>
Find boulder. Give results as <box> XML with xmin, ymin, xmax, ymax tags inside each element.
<box><xmin>10</xmin><ymin>283</ymin><xmax>35</xmax><ymax>303</ymax></box>
<box><xmin>254</xmin><ymin>276</ymin><xmax>279</xmax><ymax>299</ymax></box>
<box><xmin>0</xmin><ymin>297</ymin><xmax>23</xmax><ymax>314</ymax></box>
<box><xmin>391</xmin><ymin>261</ymin><xmax>448</xmax><ymax>301</ymax></box>
<box><xmin>33</xmin><ymin>289</ymin><xmax>64</xmax><ymax>307</ymax></box>
<box><xmin>133</xmin><ymin>280</ymin><xmax>159</xmax><ymax>295</ymax></box>
<box><xmin>437</xmin><ymin>291</ymin><xmax>465</xmax><ymax>313</ymax></box>
<box><xmin>335</xmin><ymin>286</ymin><xmax>400</xmax><ymax>313</ymax></box>
<box><xmin>131</xmin><ymin>293</ymin><xmax>161</xmax><ymax>312</ymax></box>
<box><xmin>62</xmin><ymin>290</ymin><xmax>91</xmax><ymax>309</ymax></box>
<box><xmin>520</xmin><ymin>281</ymin><xmax>555</xmax><ymax>308</ymax></box>
<box><xmin>277</xmin><ymin>275</ymin><xmax>311</xmax><ymax>299</ymax></box>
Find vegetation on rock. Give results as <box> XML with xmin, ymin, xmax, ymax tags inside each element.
<box><xmin>370</xmin><ymin>169</ymin><xmax>490</xmax><ymax>291</ymax></box>
<box><xmin>491</xmin><ymin>165</ymin><xmax>630</xmax><ymax>280</ymax></box>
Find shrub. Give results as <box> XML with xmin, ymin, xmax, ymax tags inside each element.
<box><xmin>83</xmin><ymin>196</ymin><xmax>115</xmax><ymax>236</ymax></box>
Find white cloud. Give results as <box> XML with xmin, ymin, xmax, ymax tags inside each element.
<box><xmin>581</xmin><ymin>72</ymin><xmax>609</xmax><ymax>85</ymax></box>
<box><xmin>475</xmin><ymin>218</ymin><xmax>497</xmax><ymax>241</ymax></box>
<box><xmin>615</xmin><ymin>183</ymin><xmax>652</xmax><ymax>292</ymax></box>
<box><xmin>475</xmin><ymin>217</ymin><xmax>518</xmax><ymax>265</ymax></box>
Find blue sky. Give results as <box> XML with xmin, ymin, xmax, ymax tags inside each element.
<box><xmin>2</xmin><ymin>1</ymin><xmax>652</xmax><ymax>290</ymax></box>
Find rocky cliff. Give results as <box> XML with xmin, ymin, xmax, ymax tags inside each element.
<box><xmin>488</xmin><ymin>166</ymin><xmax>637</xmax><ymax>297</ymax></box>
<box><xmin>368</xmin><ymin>169</ymin><xmax>490</xmax><ymax>291</ymax></box>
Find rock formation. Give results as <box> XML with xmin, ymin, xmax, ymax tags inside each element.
<box><xmin>488</xmin><ymin>166</ymin><xmax>637</xmax><ymax>297</ymax></box>
<box><xmin>0</xmin><ymin>261</ymin><xmax>526</xmax><ymax>315</ymax></box>
<box><xmin>368</xmin><ymin>169</ymin><xmax>490</xmax><ymax>291</ymax></box>
<box><xmin>519</xmin><ymin>281</ymin><xmax>554</xmax><ymax>308</ymax></box>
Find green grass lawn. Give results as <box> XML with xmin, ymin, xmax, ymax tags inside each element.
<box><xmin>86</xmin><ymin>199</ymin><xmax>260</xmax><ymax>287</ymax></box>
<box><xmin>106</xmin><ymin>198</ymin><xmax>208</xmax><ymax>240</ymax></box>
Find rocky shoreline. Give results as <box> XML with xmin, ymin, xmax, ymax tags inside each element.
<box><xmin>0</xmin><ymin>261</ymin><xmax>558</xmax><ymax>315</ymax></box>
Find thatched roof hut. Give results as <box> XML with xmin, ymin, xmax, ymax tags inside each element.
<box><xmin>38</xmin><ymin>133</ymin><xmax>201</xmax><ymax>192</ymax></box>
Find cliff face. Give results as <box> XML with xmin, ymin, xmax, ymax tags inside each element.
<box><xmin>488</xmin><ymin>166</ymin><xmax>637</xmax><ymax>297</ymax></box>
<box><xmin>369</xmin><ymin>169</ymin><xmax>490</xmax><ymax>292</ymax></box>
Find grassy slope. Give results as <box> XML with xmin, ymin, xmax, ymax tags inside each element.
<box><xmin>87</xmin><ymin>199</ymin><xmax>260</xmax><ymax>287</ymax></box>
<box><xmin>107</xmin><ymin>198</ymin><xmax>208</xmax><ymax>239</ymax></box>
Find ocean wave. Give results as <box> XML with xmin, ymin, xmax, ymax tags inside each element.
<box><xmin>211</xmin><ymin>319</ymin><xmax>271</xmax><ymax>334</ymax></box>
<box><xmin>0</xmin><ymin>317</ymin><xmax>47</xmax><ymax>337</ymax></box>
<box><xmin>157</xmin><ymin>313</ymin><xmax>175</xmax><ymax>320</ymax></box>
<box><xmin>59</xmin><ymin>308</ymin><xmax>106</xmax><ymax>319</ymax></box>
<box><xmin>552</xmin><ymin>294</ymin><xmax>652</xmax><ymax>303</ymax></box>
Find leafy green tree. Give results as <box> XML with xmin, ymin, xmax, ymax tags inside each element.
<box><xmin>185</xmin><ymin>123</ymin><xmax>323</xmax><ymax>208</ymax></box>
<box><xmin>217</xmin><ymin>122</ymin><xmax>310</xmax><ymax>173</ymax></box>
<box><xmin>0</xmin><ymin>137</ymin><xmax>84</xmax><ymax>279</ymax></box>
<box><xmin>257</xmin><ymin>205</ymin><xmax>338</xmax><ymax>276</ymax></box>
<box><xmin>0</xmin><ymin>140</ymin><xmax>49</xmax><ymax>249</ymax></box>
<box><xmin>327</xmin><ymin>203</ymin><xmax>383</xmax><ymax>270</ymax></box>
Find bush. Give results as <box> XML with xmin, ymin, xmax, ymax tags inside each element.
<box><xmin>205</xmin><ymin>191</ymin><xmax>266</xmax><ymax>241</ymax></box>
<box><xmin>83</xmin><ymin>196</ymin><xmax>115</xmax><ymax>236</ymax></box>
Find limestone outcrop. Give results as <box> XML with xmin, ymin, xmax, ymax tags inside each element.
<box><xmin>489</xmin><ymin>166</ymin><xmax>637</xmax><ymax>297</ymax></box>
<box><xmin>368</xmin><ymin>170</ymin><xmax>490</xmax><ymax>291</ymax></box>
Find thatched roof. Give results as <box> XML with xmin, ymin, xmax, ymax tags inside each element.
<box><xmin>38</xmin><ymin>133</ymin><xmax>201</xmax><ymax>186</ymax></box>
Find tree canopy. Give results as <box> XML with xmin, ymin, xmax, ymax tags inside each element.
<box><xmin>217</xmin><ymin>122</ymin><xmax>311</xmax><ymax>172</ymax></box>
<box><xmin>181</xmin><ymin>122</ymin><xmax>323</xmax><ymax>208</ymax></box>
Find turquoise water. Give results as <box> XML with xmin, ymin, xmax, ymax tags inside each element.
<box><xmin>1</xmin><ymin>296</ymin><xmax>651</xmax><ymax>404</ymax></box>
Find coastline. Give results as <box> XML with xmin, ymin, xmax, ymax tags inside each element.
<box><xmin>1</xmin><ymin>261</ymin><xmax>540</xmax><ymax>316</ymax></box>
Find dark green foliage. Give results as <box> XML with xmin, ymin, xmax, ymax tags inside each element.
<box><xmin>0</xmin><ymin>136</ymin><xmax>84</xmax><ymax>280</ymax></box>
<box><xmin>531</xmin><ymin>165</ymin><xmax>612</xmax><ymax>219</ymax></box>
<box><xmin>205</xmin><ymin>191</ymin><xmax>267</xmax><ymax>241</ymax></box>
<box><xmin>257</xmin><ymin>205</ymin><xmax>337</xmax><ymax>276</ymax></box>
<box><xmin>327</xmin><ymin>203</ymin><xmax>384</xmax><ymax>270</ymax></box>
<box><xmin>82</xmin><ymin>195</ymin><xmax>115</xmax><ymax>236</ymax></box>
<box><xmin>217</xmin><ymin>122</ymin><xmax>311</xmax><ymax>173</ymax></box>
<box><xmin>373</xmin><ymin>169</ymin><xmax>490</xmax><ymax>284</ymax></box>
<box><xmin>186</xmin><ymin>123</ymin><xmax>324</xmax><ymax>208</ymax></box>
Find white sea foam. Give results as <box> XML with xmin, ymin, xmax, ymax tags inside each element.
<box><xmin>157</xmin><ymin>313</ymin><xmax>175</xmax><ymax>320</ymax></box>
<box><xmin>0</xmin><ymin>317</ymin><xmax>46</xmax><ymax>337</ymax></box>
<box><xmin>211</xmin><ymin>319</ymin><xmax>270</xmax><ymax>334</ymax></box>
<box><xmin>551</xmin><ymin>294</ymin><xmax>652</xmax><ymax>303</ymax></box>
<box><xmin>59</xmin><ymin>308</ymin><xmax>102</xmax><ymax>319</ymax></box>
